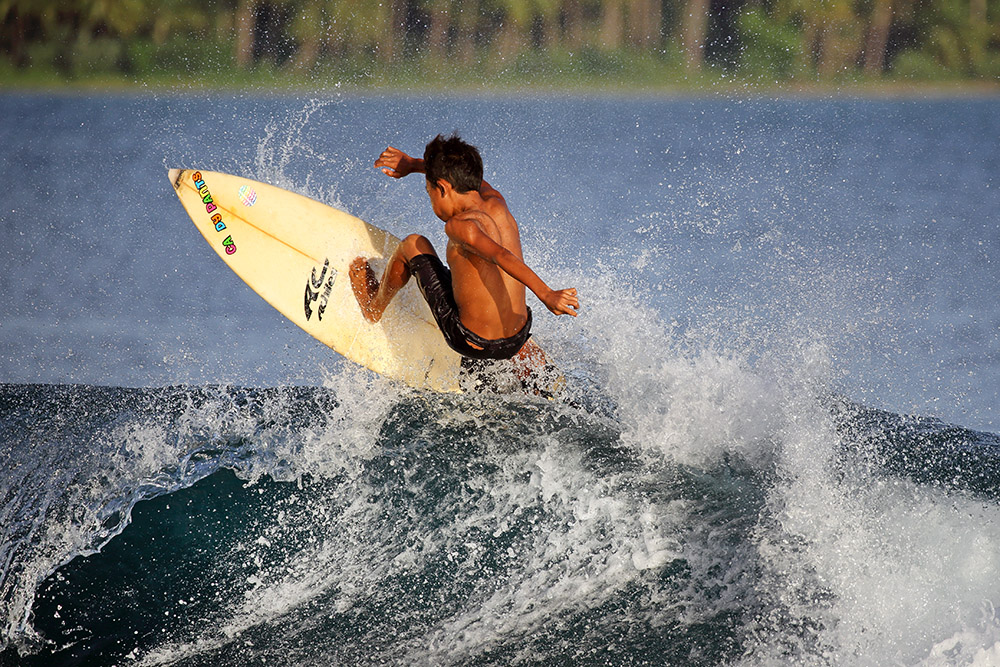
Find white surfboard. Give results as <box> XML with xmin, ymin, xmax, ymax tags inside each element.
<box><xmin>167</xmin><ymin>168</ymin><xmax>559</xmax><ymax>394</ymax></box>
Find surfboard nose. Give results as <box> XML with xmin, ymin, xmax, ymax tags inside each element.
<box><xmin>167</xmin><ymin>168</ymin><xmax>182</xmax><ymax>188</ymax></box>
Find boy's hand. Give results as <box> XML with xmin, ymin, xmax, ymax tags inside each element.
<box><xmin>375</xmin><ymin>146</ymin><xmax>420</xmax><ymax>178</ymax></box>
<box><xmin>542</xmin><ymin>288</ymin><xmax>580</xmax><ymax>317</ymax></box>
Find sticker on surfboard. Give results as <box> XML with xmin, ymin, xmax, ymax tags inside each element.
<box><xmin>238</xmin><ymin>184</ymin><xmax>257</xmax><ymax>207</ymax></box>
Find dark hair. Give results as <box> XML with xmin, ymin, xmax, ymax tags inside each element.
<box><xmin>423</xmin><ymin>133</ymin><xmax>483</xmax><ymax>193</ymax></box>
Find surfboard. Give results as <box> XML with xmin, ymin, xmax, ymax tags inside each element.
<box><xmin>167</xmin><ymin>168</ymin><xmax>560</xmax><ymax>395</ymax></box>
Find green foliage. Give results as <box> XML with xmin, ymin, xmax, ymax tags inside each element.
<box><xmin>22</xmin><ymin>25</ymin><xmax>127</xmax><ymax>78</ymax></box>
<box><xmin>1</xmin><ymin>0</ymin><xmax>998</xmax><ymax>89</ymax></box>
<box><xmin>575</xmin><ymin>47</ymin><xmax>628</xmax><ymax>77</ymax></box>
<box><xmin>736</xmin><ymin>7</ymin><xmax>802</xmax><ymax>80</ymax></box>
<box><xmin>124</xmin><ymin>35</ymin><xmax>236</xmax><ymax>77</ymax></box>
<box><xmin>68</xmin><ymin>34</ymin><xmax>127</xmax><ymax>77</ymax></box>
<box><xmin>890</xmin><ymin>49</ymin><xmax>956</xmax><ymax>80</ymax></box>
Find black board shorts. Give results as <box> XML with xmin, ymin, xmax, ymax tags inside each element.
<box><xmin>408</xmin><ymin>253</ymin><xmax>532</xmax><ymax>361</ymax></box>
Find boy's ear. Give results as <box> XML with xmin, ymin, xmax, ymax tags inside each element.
<box><xmin>435</xmin><ymin>178</ymin><xmax>451</xmax><ymax>197</ymax></box>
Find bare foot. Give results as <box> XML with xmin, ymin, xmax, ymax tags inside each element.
<box><xmin>512</xmin><ymin>339</ymin><xmax>564</xmax><ymax>397</ymax></box>
<box><xmin>511</xmin><ymin>338</ymin><xmax>547</xmax><ymax>382</ymax></box>
<box><xmin>349</xmin><ymin>257</ymin><xmax>381</xmax><ymax>323</ymax></box>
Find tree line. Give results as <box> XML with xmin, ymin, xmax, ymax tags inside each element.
<box><xmin>1</xmin><ymin>0</ymin><xmax>998</xmax><ymax>84</ymax></box>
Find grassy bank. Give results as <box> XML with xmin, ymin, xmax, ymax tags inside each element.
<box><xmin>2</xmin><ymin>48</ymin><xmax>998</xmax><ymax>97</ymax></box>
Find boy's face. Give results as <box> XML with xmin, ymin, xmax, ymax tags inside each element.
<box><xmin>425</xmin><ymin>179</ymin><xmax>450</xmax><ymax>221</ymax></box>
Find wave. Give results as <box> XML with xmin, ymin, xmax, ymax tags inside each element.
<box><xmin>4</xmin><ymin>297</ymin><xmax>1000</xmax><ymax>665</ymax></box>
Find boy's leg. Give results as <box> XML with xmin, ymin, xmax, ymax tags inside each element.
<box><xmin>350</xmin><ymin>234</ymin><xmax>436</xmax><ymax>323</ymax></box>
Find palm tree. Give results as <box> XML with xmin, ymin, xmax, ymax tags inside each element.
<box><xmin>629</xmin><ymin>0</ymin><xmax>661</xmax><ymax>48</ymax></box>
<box><xmin>425</xmin><ymin>0</ymin><xmax>451</xmax><ymax>60</ymax></box>
<box><xmin>84</xmin><ymin>0</ymin><xmax>152</xmax><ymax>39</ymax></box>
<box><xmin>814</xmin><ymin>0</ymin><xmax>863</xmax><ymax>77</ymax></box>
<box><xmin>234</xmin><ymin>0</ymin><xmax>258</xmax><ymax>67</ymax></box>
<box><xmin>924</xmin><ymin>0</ymin><xmax>998</xmax><ymax>75</ymax></box>
<box><xmin>495</xmin><ymin>0</ymin><xmax>532</xmax><ymax>59</ymax></box>
<box><xmin>600</xmin><ymin>0</ymin><xmax>627</xmax><ymax>49</ymax></box>
<box><xmin>682</xmin><ymin>0</ymin><xmax>709</xmax><ymax>69</ymax></box>
<box><xmin>289</xmin><ymin>0</ymin><xmax>324</xmax><ymax>70</ymax></box>
<box><xmin>864</xmin><ymin>0</ymin><xmax>893</xmax><ymax>74</ymax></box>
<box><xmin>451</xmin><ymin>0</ymin><xmax>479</xmax><ymax>64</ymax></box>
<box><xmin>562</xmin><ymin>0</ymin><xmax>585</xmax><ymax>49</ymax></box>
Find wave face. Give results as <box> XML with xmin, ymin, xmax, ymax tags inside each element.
<box><xmin>4</xmin><ymin>341</ymin><xmax>1000</xmax><ymax>666</ymax></box>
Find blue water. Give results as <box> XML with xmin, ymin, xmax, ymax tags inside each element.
<box><xmin>2</xmin><ymin>92</ymin><xmax>1000</xmax><ymax>665</ymax></box>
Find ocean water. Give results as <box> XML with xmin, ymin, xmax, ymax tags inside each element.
<box><xmin>1</xmin><ymin>92</ymin><xmax>999</xmax><ymax>665</ymax></box>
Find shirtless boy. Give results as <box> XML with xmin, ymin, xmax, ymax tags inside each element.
<box><xmin>349</xmin><ymin>134</ymin><xmax>579</xmax><ymax>366</ymax></box>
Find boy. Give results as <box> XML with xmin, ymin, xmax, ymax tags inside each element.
<box><xmin>349</xmin><ymin>134</ymin><xmax>579</xmax><ymax>367</ymax></box>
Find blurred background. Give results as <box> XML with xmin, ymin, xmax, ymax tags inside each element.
<box><xmin>1</xmin><ymin>0</ymin><xmax>999</xmax><ymax>91</ymax></box>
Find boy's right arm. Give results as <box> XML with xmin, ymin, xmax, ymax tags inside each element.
<box><xmin>375</xmin><ymin>146</ymin><xmax>424</xmax><ymax>178</ymax></box>
<box><xmin>375</xmin><ymin>146</ymin><xmax>505</xmax><ymax>203</ymax></box>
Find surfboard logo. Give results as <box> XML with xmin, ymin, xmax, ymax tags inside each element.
<box><xmin>238</xmin><ymin>184</ymin><xmax>257</xmax><ymax>207</ymax></box>
<box><xmin>304</xmin><ymin>259</ymin><xmax>336</xmax><ymax>321</ymax></box>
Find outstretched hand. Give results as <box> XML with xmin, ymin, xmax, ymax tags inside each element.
<box><xmin>375</xmin><ymin>146</ymin><xmax>417</xmax><ymax>179</ymax></box>
<box><xmin>542</xmin><ymin>288</ymin><xmax>580</xmax><ymax>317</ymax></box>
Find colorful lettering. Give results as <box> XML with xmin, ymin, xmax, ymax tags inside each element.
<box><xmin>192</xmin><ymin>171</ymin><xmax>237</xmax><ymax>253</ymax></box>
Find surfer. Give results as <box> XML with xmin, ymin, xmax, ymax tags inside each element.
<box><xmin>349</xmin><ymin>134</ymin><xmax>579</xmax><ymax>365</ymax></box>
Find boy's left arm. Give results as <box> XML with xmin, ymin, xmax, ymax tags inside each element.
<box><xmin>446</xmin><ymin>218</ymin><xmax>579</xmax><ymax>317</ymax></box>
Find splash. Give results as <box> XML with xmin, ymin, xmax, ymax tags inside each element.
<box><xmin>251</xmin><ymin>97</ymin><xmax>347</xmax><ymax>209</ymax></box>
